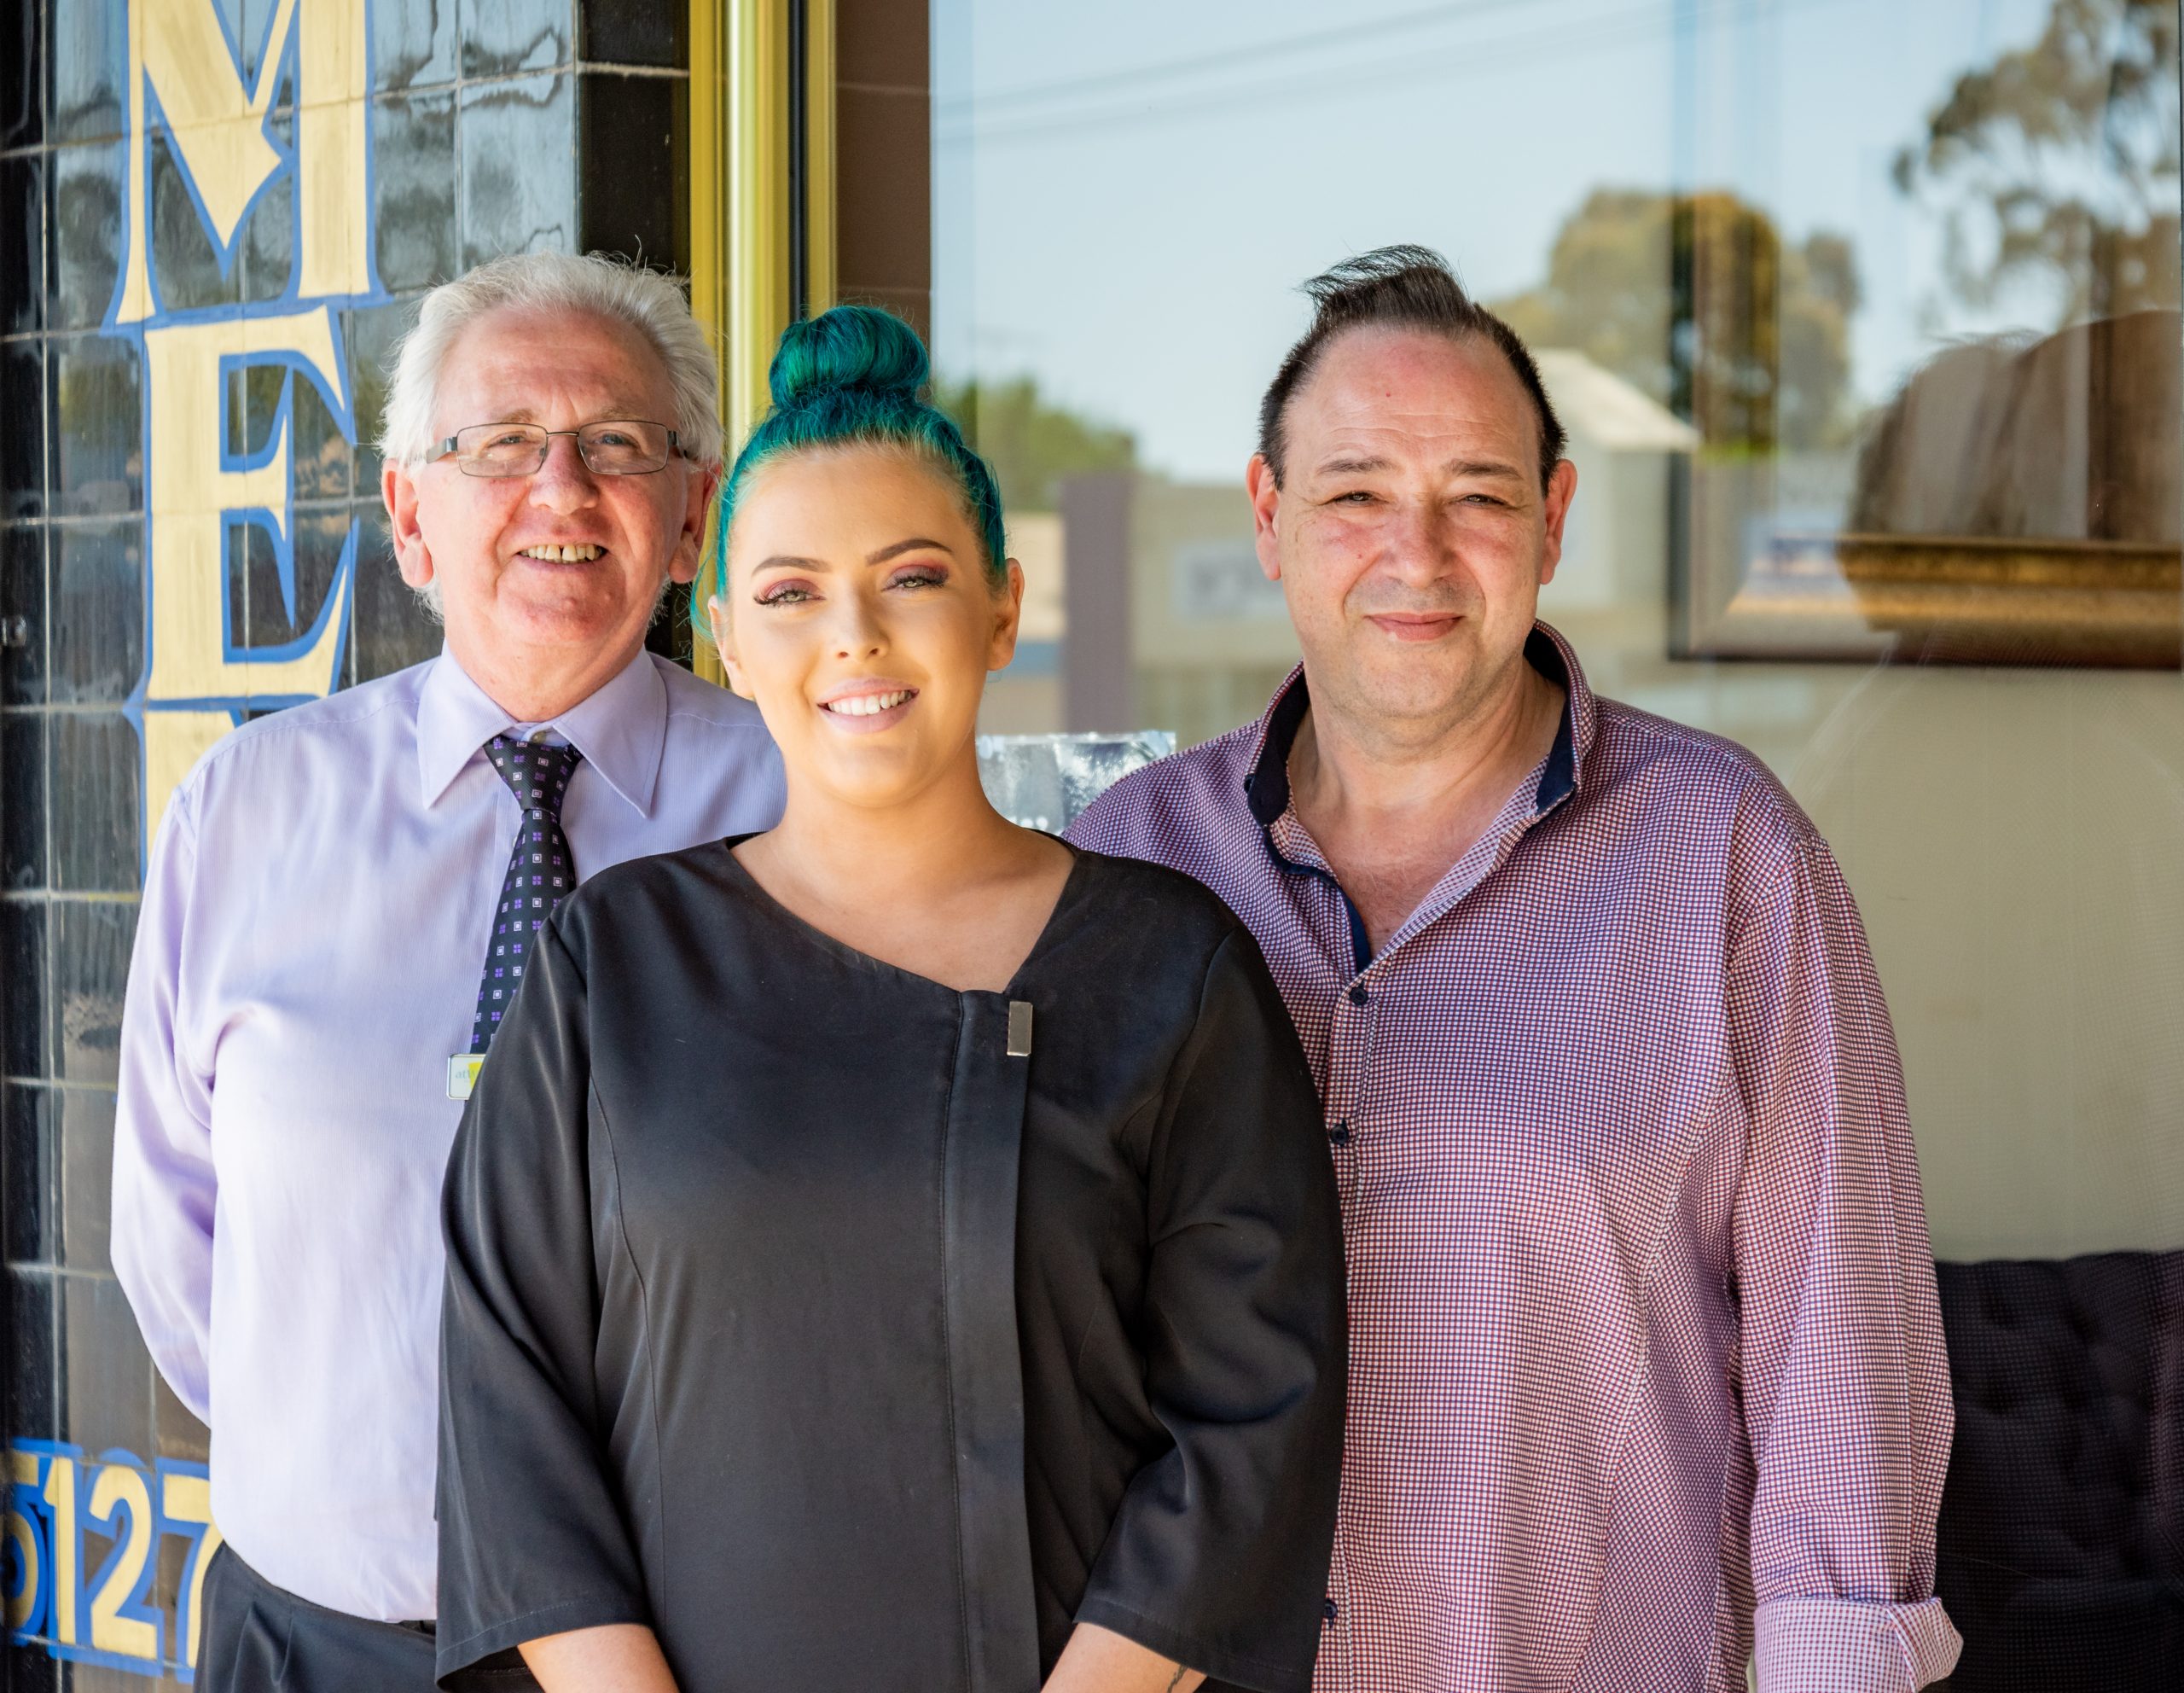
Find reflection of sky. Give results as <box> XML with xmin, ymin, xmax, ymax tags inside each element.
<box><xmin>933</xmin><ymin>0</ymin><xmax>2060</xmax><ymax>481</ymax></box>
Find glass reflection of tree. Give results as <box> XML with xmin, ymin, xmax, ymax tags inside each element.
<box><xmin>933</xmin><ymin>375</ymin><xmax>1135</xmax><ymax>514</ymax></box>
<box><xmin>1493</xmin><ymin>189</ymin><xmax>1860</xmax><ymax>452</ymax></box>
<box><xmin>1892</xmin><ymin>0</ymin><xmax>2180</xmax><ymax>323</ymax></box>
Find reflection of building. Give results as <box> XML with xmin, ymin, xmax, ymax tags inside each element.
<box><xmin>985</xmin><ymin>477</ymin><xmax>1301</xmax><ymax>747</ymax></box>
<box><xmin>980</xmin><ymin>509</ymin><xmax>1064</xmax><ymax>730</ymax></box>
<box><xmin>1127</xmin><ymin>478</ymin><xmax>1298</xmax><ymax>747</ymax></box>
<box><xmin>1532</xmin><ymin>349</ymin><xmax>1698</xmax><ymax>611</ymax></box>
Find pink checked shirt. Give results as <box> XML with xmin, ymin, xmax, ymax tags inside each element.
<box><xmin>1067</xmin><ymin>625</ymin><xmax>1960</xmax><ymax>1693</ymax></box>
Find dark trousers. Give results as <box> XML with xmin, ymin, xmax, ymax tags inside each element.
<box><xmin>199</xmin><ymin>1544</ymin><xmax>445</xmax><ymax>1692</ymax></box>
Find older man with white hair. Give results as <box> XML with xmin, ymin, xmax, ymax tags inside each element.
<box><xmin>111</xmin><ymin>251</ymin><xmax>783</xmax><ymax>1690</ymax></box>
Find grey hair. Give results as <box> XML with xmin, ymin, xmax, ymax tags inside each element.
<box><xmin>378</xmin><ymin>250</ymin><xmax>723</xmax><ymax>468</ymax></box>
<box><xmin>379</xmin><ymin>252</ymin><xmax>722</xmax><ymax>617</ymax></box>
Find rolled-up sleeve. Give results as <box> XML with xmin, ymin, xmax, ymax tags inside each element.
<box><xmin>436</xmin><ymin>921</ymin><xmax>649</xmax><ymax>1682</ymax></box>
<box><xmin>1728</xmin><ymin>840</ymin><xmax>1960</xmax><ymax>1693</ymax></box>
<box><xmin>1073</xmin><ymin>926</ymin><xmax>1348</xmax><ymax>1693</ymax></box>
<box><xmin>112</xmin><ymin>782</ymin><xmax>217</xmax><ymax>1423</ymax></box>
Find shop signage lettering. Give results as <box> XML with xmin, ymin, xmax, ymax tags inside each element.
<box><xmin>4</xmin><ymin>1444</ymin><xmax>219</xmax><ymax>1679</ymax></box>
<box><xmin>116</xmin><ymin>0</ymin><xmax>381</xmax><ymax>841</ymax></box>
<box><xmin>5</xmin><ymin>0</ymin><xmax>382</xmax><ymax>1678</ymax></box>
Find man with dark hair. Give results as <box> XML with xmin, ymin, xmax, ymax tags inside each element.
<box><xmin>1069</xmin><ymin>247</ymin><xmax>1960</xmax><ymax>1692</ymax></box>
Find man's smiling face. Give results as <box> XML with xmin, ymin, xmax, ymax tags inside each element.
<box><xmin>384</xmin><ymin>305</ymin><xmax>712</xmax><ymax>689</ymax></box>
<box><xmin>1250</xmin><ymin>323</ymin><xmax>1577</xmax><ymax>743</ymax></box>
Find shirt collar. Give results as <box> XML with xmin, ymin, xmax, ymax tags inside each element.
<box><xmin>1243</xmin><ymin>619</ymin><xmax>1595</xmax><ymax>825</ymax></box>
<box><xmin>415</xmin><ymin>644</ymin><xmax>668</xmax><ymax>816</ymax></box>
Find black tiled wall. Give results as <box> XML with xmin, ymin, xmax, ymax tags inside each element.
<box><xmin>0</xmin><ymin>3</ymin><xmax>692</xmax><ymax>1684</ymax></box>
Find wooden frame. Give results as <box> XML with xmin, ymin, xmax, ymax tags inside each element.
<box><xmin>1683</xmin><ymin>519</ymin><xmax>2183</xmax><ymax>670</ymax></box>
<box><xmin>1669</xmin><ymin>300</ymin><xmax>2184</xmax><ymax>672</ymax></box>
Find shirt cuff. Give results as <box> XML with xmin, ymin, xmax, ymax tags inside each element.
<box><xmin>1754</xmin><ymin>1595</ymin><xmax>1962</xmax><ymax>1692</ymax></box>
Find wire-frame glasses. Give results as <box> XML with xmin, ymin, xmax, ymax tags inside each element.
<box><xmin>434</xmin><ymin>420</ymin><xmax>682</xmax><ymax>478</ymax></box>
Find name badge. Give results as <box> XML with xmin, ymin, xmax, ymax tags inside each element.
<box><xmin>447</xmin><ymin>1054</ymin><xmax>485</xmax><ymax>1101</ymax></box>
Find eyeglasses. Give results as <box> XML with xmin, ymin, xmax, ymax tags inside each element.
<box><xmin>433</xmin><ymin>420</ymin><xmax>682</xmax><ymax>478</ymax></box>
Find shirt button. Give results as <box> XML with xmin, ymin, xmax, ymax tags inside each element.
<box><xmin>1322</xmin><ymin>1597</ymin><xmax>1339</xmax><ymax>1626</ymax></box>
<box><xmin>1328</xmin><ymin>1120</ymin><xmax>1351</xmax><ymax>1147</ymax></box>
<box><xmin>1347</xmin><ymin>983</ymin><xmax>1369</xmax><ymax>1006</ymax></box>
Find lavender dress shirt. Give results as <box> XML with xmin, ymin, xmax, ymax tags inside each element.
<box><xmin>111</xmin><ymin>645</ymin><xmax>785</xmax><ymax>1624</ymax></box>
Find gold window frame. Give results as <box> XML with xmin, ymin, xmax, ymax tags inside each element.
<box><xmin>688</xmin><ymin>0</ymin><xmax>838</xmax><ymax>685</ymax></box>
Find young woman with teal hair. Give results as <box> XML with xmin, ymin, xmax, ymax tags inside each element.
<box><xmin>436</xmin><ymin>306</ymin><xmax>1345</xmax><ymax>1693</ymax></box>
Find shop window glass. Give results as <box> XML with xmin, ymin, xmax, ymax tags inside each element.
<box><xmin>934</xmin><ymin>0</ymin><xmax>2184</xmax><ymax>1260</ymax></box>
<box><xmin>934</xmin><ymin>9</ymin><xmax>2184</xmax><ymax>1678</ymax></box>
<box><xmin>934</xmin><ymin>10</ymin><xmax>2183</xmax><ymax>1671</ymax></box>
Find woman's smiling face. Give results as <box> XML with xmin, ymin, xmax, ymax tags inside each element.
<box><xmin>713</xmin><ymin>445</ymin><xmax>1023</xmax><ymax>812</ymax></box>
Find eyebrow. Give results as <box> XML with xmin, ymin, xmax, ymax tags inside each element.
<box><xmin>479</xmin><ymin>403</ymin><xmax>654</xmax><ymax>427</ymax></box>
<box><xmin>751</xmin><ymin>537</ymin><xmax>958</xmax><ymax>574</ymax></box>
<box><xmin>868</xmin><ymin>537</ymin><xmax>956</xmax><ymax>564</ymax></box>
<box><xmin>1445</xmin><ymin>457</ymin><xmax>1528</xmax><ymax>482</ymax></box>
<box><xmin>1314</xmin><ymin>453</ymin><xmax>1529</xmax><ymax>482</ymax></box>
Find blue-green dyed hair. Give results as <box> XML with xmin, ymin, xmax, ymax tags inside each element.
<box><xmin>698</xmin><ymin>305</ymin><xmax>1006</xmax><ymax>633</ymax></box>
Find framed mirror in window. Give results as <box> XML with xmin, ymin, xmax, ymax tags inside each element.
<box><xmin>1652</xmin><ymin>0</ymin><xmax>2184</xmax><ymax>670</ymax></box>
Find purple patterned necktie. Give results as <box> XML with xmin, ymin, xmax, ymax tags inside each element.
<box><xmin>470</xmin><ymin>735</ymin><xmax>583</xmax><ymax>1054</ymax></box>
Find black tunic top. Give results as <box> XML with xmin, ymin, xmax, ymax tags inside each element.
<box><xmin>435</xmin><ymin>845</ymin><xmax>1345</xmax><ymax>1693</ymax></box>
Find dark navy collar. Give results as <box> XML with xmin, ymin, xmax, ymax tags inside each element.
<box><xmin>1244</xmin><ymin>625</ymin><xmax>1578</xmax><ymax>825</ymax></box>
<box><xmin>1244</xmin><ymin>672</ymin><xmax>1315</xmax><ymax>826</ymax></box>
<box><xmin>1530</xmin><ymin>627</ymin><xmax>1578</xmax><ymax>811</ymax></box>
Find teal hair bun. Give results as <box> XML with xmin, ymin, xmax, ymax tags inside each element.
<box><xmin>703</xmin><ymin>302</ymin><xmax>1008</xmax><ymax>645</ymax></box>
<box><xmin>769</xmin><ymin>305</ymin><xmax>929</xmax><ymax>410</ymax></box>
